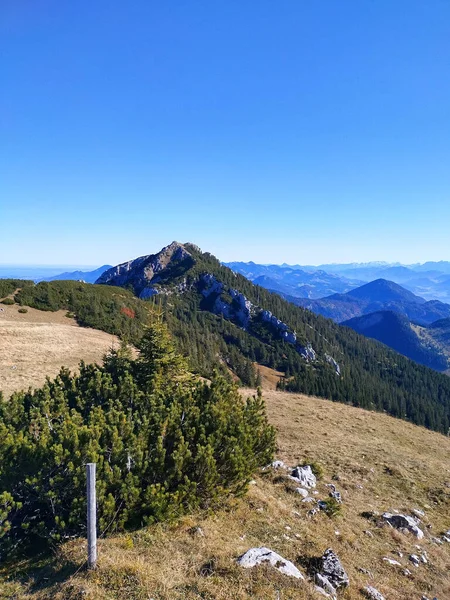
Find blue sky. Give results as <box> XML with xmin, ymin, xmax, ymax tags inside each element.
<box><xmin>2</xmin><ymin>0</ymin><xmax>450</xmax><ymax>266</ymax></box>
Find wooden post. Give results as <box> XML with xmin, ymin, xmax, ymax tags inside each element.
<box><xmin>86</xmin><ymin>462</ymin><xmax>97</xmax><ymax>569</ymax></box>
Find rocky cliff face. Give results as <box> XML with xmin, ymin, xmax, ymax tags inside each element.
<box><xmin>96</xmin><ymin>242</ymin><xmax>193</xmax><ymax>298</ymax></box>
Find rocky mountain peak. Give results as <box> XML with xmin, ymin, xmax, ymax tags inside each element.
<box><xmin>95</xmin><ymin>241</ymin><xmax>194</xmax><ymax>297</ymax></box>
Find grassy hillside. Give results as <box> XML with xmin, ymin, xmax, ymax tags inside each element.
<box><xmin>1</xmin><ymin>388</ymin><xmax>449</xmax><ymax>600</ymax></box>
<box><xmin>14</xmin><ymin>280</ymin><xmax>152</xmax><ymax>344</ymax></box>
<box><xmin>0</xmin><ymin>301</ymin><xmax>120</xmax><ymax>399</ymax></box>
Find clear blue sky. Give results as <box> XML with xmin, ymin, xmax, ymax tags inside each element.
<box><xmin>2</xmin><ymin>0</ymin><xmax>450</xmax><ymax>266</ymax></box>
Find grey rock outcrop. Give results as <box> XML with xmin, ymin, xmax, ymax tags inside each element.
<box><xmin>325</xmin><ymin>354</ymin><xmax>341</xmax><ymax>376</ymax></box>
<box><xmin>314</xmin><ymin>548</ymin><xmax>349</xmax><ymax>595</ymax></box>
<box><xmin>382</xmin><ymin>513</ymin><xmax>424</xmax><ymax>539</ymax></box>
<box><xmin>291</xmin><ymin>465</ymin><xmax>317</xmax><ymax>488</ymax></box>
<box><xmin>299</xmin><ymin>343</ymin><xmax>316</xmax><ymax>361</ymax></box>
<box><xmin>363</xmin><ymin>587</ymin><xmax>385</xmax><ymax>600</ymax></box>
<box><xmin>261</xmin><ymin>310</ymin><xmax>297</xmax><ymax>344</ymax></box>
<box><xmin>237</xmin><ymin>547</ymin><xmax>304</xmax><ymax>579</ymax></box>
<box><xmin>96</xmin><ymin>241</ymin><xmax>193</xmax><ymax>297</ymax></box>
<box><xmin>201</xmin><ymin>273</ymin><xmax>223</xmax><ymax>297</ymax></box>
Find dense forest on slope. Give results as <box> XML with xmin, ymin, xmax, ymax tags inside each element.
<box><xmin>343</xmin><ymin>311</ymin><xmax>450</xmax><ymax>372</ymax></box>
<box><xmin>7</xmin><ymin>239</ymin><xmax>450</xmax><ymax>435</ymax></box>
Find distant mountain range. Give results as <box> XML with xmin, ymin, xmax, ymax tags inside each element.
<box><xmin>292</xmin><ymin>279</ymin><xmax>450</xmax><ymax>325</ymax></box>
<box><xmin>38</xmin><ymin>265</ymin><xmax>112</xmax><ymax>284</ymax></box>
<box><xmin>225</xmin><ymin>261</ymin><xmax>450</xmax><ymax>302</ymax></box>
<box><xmin>224</xmin><ymin>262</ymin><xmax>364</xmax><ymax>299</ymax></box>
<box><xmin>343</xmin><ymin>311</ymin><xmax>450</xmax><ymax>373</ymax></box>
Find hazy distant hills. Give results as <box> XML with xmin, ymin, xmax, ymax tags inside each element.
<box><xmin>224</xmin><ymin>262</ymin><xmax>363</xmax><ymax>298</ymax></box>
<box><xmin>292</xmin><ymin>279</ymin><xmax>450</xmax><ymax>325</ymax></box>
<box><xmin>343</xmin><ymin>311</ymin><xmax>450</xmax><ymax>373</ymax></box>
<box><xmin>38</xmin><ymin>265</ymin><xmax>112</xmax><ymax>284</ymax></box>
<box><xmin>225</xmin><ymin>260</ymin><xmax>450</xmax><ymax>302</ymax></box>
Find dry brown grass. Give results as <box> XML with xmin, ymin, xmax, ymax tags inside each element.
<box><xmin>0</xmin><ymin>303</ymin><xmax>119</xmax><ymax>398</ymax></box>
<box><xmin>1</xmin><ymin>388</ymin><xmax>449</xmax><ymax>600</ymax></box>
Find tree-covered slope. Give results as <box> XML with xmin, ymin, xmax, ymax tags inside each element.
<box><xmin>343</xmin><ymin>310</ymin><xmax>450</xmax><ymax>372</ymax></box>
<box><xmin>96</xmin><ymin>243</ymin><xmax>450</xmax><ymax>434</ymax></box>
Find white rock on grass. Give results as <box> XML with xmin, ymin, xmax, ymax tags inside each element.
<box><xmin>290</xmin><ymin>465</ymin><xmax>317</xmax><ymax>488</ymax></box>
<box><xmin>363</xmin><ymin>586</ymin><xmax>386</xmax><ymax>600</ymax></box>
<box><xmin>236</xmin><ymin>547</ymin><xmax>304</xmax><ymax>579</ymax></box>
<box><xmin>294</xmin><ymin>487</ymin><xmax>309</xmax><ymax>498</ymax></box>
<box><xmin>382</xmin><ymin>513</ymin><xmax>424</xmax><ymax>539</ymax></box>
<box><xmin>409</xmin><ymin>554</ymin><xmax>420</xmax><ymax>567</ymax></box>
<box><xmin>267</xmin><ymin>460</ymin><xmax>289</xmax><ymax>470</ymax></box>
<box><xmin>383</xmin><ymin>557</ymin><xmax>401</xmax><ymax>566</ymax></box>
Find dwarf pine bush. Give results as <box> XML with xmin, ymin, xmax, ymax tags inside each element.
<box><xmin>0</xmin><ymin>322</ymin><xmax>275</xmax><ymax>557</ymax></box>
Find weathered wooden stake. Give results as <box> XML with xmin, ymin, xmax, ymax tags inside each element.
<box><xmin>86</xmin><ymin>462</ymin><xmax>97</xmax><ymax>569</ymax></box>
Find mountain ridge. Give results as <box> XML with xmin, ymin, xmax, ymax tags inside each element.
<box><xmin>293</xmin><ymin>279</ymin><xmax>450</xmax><ymax>325</ymax></box>
<box><xmin>343</xmin><ymin>310</ymin><xmax>450</xmax><ymax>372</ymax></box>
<box><xmin>93</xmin><ymin>241</ymin><xmax>450</xmax><ymax>433</ymax></box>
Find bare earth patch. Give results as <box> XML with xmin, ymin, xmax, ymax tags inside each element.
<box><xmin>0</xmin><ymin>304</ymin><xmax>119</xmax><ymax>398</ymax></box>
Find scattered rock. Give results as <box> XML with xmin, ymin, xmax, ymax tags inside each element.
<box><xmin>382</xmin><ymin>513</ymin><xmax>424</xmax><ymax>539</ymax></box>
<box><xmin>364</xmin><ymin>530</ymin><xmax>374</xmax><ymax>538</ymax></box>
<box><xmin>291</xmin><ymin>465</ymin><xmax>317</xmax><ymax>488</ymax></box>
<box><xmin>383</xmin><ymin>557</ymin><xmax>401</xmax><ymax>566</ymax></box>
<box><xmin>267</xmin><ymin>460</ymin><xmax>289</xmax><ymax>471</ymax></box>
<box><xmin>327</xmin><ymin>484</ymin><xmax>342</xmax><ymax>503</ymax></box>
<box><xmin>409</xmin><ymin>554</ymin><xmax>420</xmax><ymax>567</ymax></box>
<box><xmin>363</xmin><ymin>586</ymin><xmax>385</xmax><ymax>600</ymax></box>
<box><xmin>188</xmin><ymin>526</ymin><xmax>205</xmax><ymax>537</ymax></box>
<box><xmin>402</xmin><ymin>568</ymin><xmax>412</xmax><ymax>576</ymax></box>
<box><xmin>295</xmin><ymin>487</ymin><xmax>309</xmax><ymax>498</ymax></box>
<box><xmin>325</xmin><ymin>354</ymin><xmax>341</xmax><ymax>376</ymax></box>
<box><xmin>236</xmin><ymin>547</ymin><xmax>304</xmax><ymax>579</ymax></box>
<box><xmin>412</xmin><ymin>508</ymin><xmax>425</xmax><ymax>519</ymax></box>
<box><xmin>314</xmin><ymin>548</ymin><xmax>349</xmax><ymax>595</ymax></box>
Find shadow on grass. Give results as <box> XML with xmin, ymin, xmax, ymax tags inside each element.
<box><xmin>1</xmin><ymin>552</ymin><xmax>84</xmax><ymax>596</ymax></box>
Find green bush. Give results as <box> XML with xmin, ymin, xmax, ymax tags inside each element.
<box><xmin>321</xmin><ymin>497</ymin><xmax>342</xmax><ymax>518</ymax></box>
<box><xmin>1</xmin><ymin>298</ymin><xmax>14</xmax><ymax>305</ymax></box>
<box><xmin>0</xmin><ymin>322</ymin><xmax>276</xmax><ymax>557</ymax></box>
<box><xmin>17</xmin><ymin>308</ymin><xmax>28</xmax><ymax>314</ymax></box>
